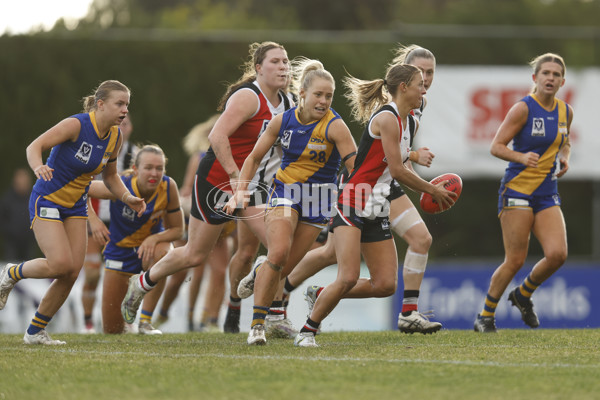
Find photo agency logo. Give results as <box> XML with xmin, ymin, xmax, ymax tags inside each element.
<box><xmin>207</xmin><ymin>181</ymin><xmax>393</xmax><ymax>221</ymax></box>
<box><xmin>207</xmin><ymin>180</ymin><xmax>274</xmax><ymax>220</ymax></box>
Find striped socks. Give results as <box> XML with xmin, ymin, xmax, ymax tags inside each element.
<box><xmin>251</xmin><ymin>306</ymin><xmax>269</xmax><ymax>328</ymax></box>
<box><xmin>401</xmin><ymin>290</ymin><xmax>419</xmax><ymax>316</ymax></box>
<box><xmin>300</xmin><ymin>318</ymin><xmax>320</xmax><ymax>335</ymax></box>
<box><xmin>8</xmin><ymin>263</ymin><xmax>25</xmax><ymax>282</ymax></box>
<box><xmin>27</xmin><ymin>311</ymin><xmax>51</xmax><ymax>335</ymax></box>
<box><xmin>515</xmin><ymin>274</ymin><xmax>541</xmax><ymax>302</ymax></box>
<box><xmin>139</xmin><ymin>309</ymin><xmax>154</xmax><ymax>325</ymax></box>
<box><xmin>138</xmin><ymin>271</ymin><xmax>156</xmax><ymax>292</ymax></box>
<box><xmin>480</xmin><ymin>294</ymin><xmax>499</xmax><ymax>317</ymax></box>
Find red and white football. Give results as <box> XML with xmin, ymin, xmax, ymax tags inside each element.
<box><xmin>419</xmin><ymin>173</ymin><xmax>462</xmax><ymax>214</ymax></box>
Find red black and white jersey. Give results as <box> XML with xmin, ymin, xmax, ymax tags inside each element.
<box><xmin>199</xmin><ymin>81</ymin><xmax>291</xmax><ymax>192</ymax></box>
<box><xmin>339</xmin><ymin>102</ymin><xmax>416</xmax><ymax>218</ymax></box>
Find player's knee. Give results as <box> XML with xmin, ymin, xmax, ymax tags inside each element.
<box><xmin>235</xmin><ymin>246</ymin><xmax>258</xmax><ymax>265</ymax></box>
<box><xmin>267</xmin><ymin>247</ymin><xmax>290</xmax><ymax>268</ymax></box>
<box><xmin>182</xmin><ymin>246</ymin><xmax>208</xmax><ymax>268</ymax></box>
<box><xmin>84</xmin><ymin>269</ymin><xmax>101</xmax><ymax>286</ymax></box>
<box><xmin>372</xmin><ymin>280</ymin><xmax>397</xmax><ymax>297</ymax></box>
<box><xmin>338</xmin><ymin>271</ymin><xmax>359</xmax><ymax>292</ymax></box>
<box><xmin>546</xmin><ymin>248</ymin><xmax>567</xmax><ymax>268</ymax></box>
<box><xmin>47</xmin><ymin>257</ymin><xmax>80</xmax><ymax>279</ymax></box>
<box><xmin>155</xmin><ymin>243</ymin><xmax>173</xmax><ymax>262</ymax></box>
<box><xmin>409</xmin><ymin>232</ymin><xmax>432</xmax><ymax>254</ymax></box>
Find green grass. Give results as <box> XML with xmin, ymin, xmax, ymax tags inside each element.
<box><xmin>1</xmin><ymin>329</ymin><xmax>599</xmax><ymax>400</ymax></box>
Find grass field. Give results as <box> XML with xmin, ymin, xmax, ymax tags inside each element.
<box><xmin>1</xmin><ymin>329</ymin><xmax>599</xmax><ymax>400</ymax></box>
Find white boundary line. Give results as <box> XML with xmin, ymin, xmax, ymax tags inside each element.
<box><xmin>7</xmin><ymin>347</ymin><xmax>599</xmax><ymax>369</ymax></box>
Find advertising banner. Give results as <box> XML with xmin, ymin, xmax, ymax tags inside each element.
<box><xmin>393</xmin><ymin>263</ymin><xmax>600</xmax><ymax>329</ymax></box>
<box><xmin>414</xmin><ymin>67</ymin><xmax>600</xmax><ymax>179</ymax></box>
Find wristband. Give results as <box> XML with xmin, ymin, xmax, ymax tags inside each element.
<box><xmin>122</xmin><ymin>192</ymin><xmax>130</xmax><ymax>202</ymax></box>
<box><xmin>342</xmin><ymin>151</ymin><xmax>357</xmax><ymax>163</ymax></box>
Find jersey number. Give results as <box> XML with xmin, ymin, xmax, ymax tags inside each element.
<box><xmin>309</xmin><ymin>151</ymin><xmax>326</xmax><ymax>163</ymax></box>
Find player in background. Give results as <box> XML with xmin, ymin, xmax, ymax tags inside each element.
<box><xmin>155</xmin><ymin>116</ymin><xmax>236</xmax><ymax>332</ymax></box>
<box><xmin>0</xmin><ymin>80</ymin><xmax>145</xmax><ymax>345</ymax></box>
<box><xmin>474</xmin><ymin>53</ymin><xmax>572</xmax><ymax>333</ymax></box>
<box><xmin>88</xmin><ymin>144</ymin><xmax>183</xmax><ymax>334</ymax></box>
<box><xmin>294</xmin><ymin>64</ymin><xmax>455</xmax><ymax>347</ymax></box>
<box><xmin>120</xmin><ymin>42</ymin><xmax>292</xmax><ymax>324</ymax></box>
<box><xmin>285</xmin><ymin>45</ymin><xmax>444</xmax><ymax>333</ymax></box>
<box><xmin>82</xmin><ymin>113</ymin><xmax>138</xmax><ymax>333</ymax></box>
<box><xmin>225</xmin><ymin>57</ymin><xmax>357</xmax><ymax>345</ymax></box>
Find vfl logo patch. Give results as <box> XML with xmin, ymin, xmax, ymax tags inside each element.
<box><xmin>381</xmin><ymin>217</ymin><xmax>390</xmax><ymax>230</ymax></box>
<box><xmin>75</xmin><ymin>142</ymin><xmax>93</xmax><ymax>164</ymax></box>
<box><xmin>531</xmin><ymin>118</ymin><xmax>545</xmax><ymax>137</ymax></box>
<box><xmin>507</xmin><ymin>198</ymin><xmax>529</xmax><ymax>207</ymax></box>
<box><xmin>281</xmin><ymin>130</ymin><xmax>292</xmax><ymax>149</ymax></box>
<box><xmin>105</xmin><ymin>259</ymin><xmax>123</xmax><ymax>270</ymax></box>
<box><xmin>40</xmin><ymin>207</ymin><xmax>60</xmax><ymax>219</ymax></box>
<box><xmin>553</xmin><ymin>194</ymin><xmax>560</xmax><ymax>205</ymax></box>
<box><xmin>122</xmin><ymin>206</ymin><xmax>135</xmax><ymax>222</ymax></box>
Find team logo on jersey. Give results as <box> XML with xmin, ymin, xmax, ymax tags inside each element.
<box><xmin>281</xmin><ymin>130</ymin><xmax>292</xmax><ymax>149</ymax></box>
<box><xmin>531</xmin><ymin>118</ymin><xmax>545</xmax><ymax>137</ymax></box>
<box><xmin>122</xmin><ymin>205</ymin><xmax>135</xmax><ymax>222</ymax></box>
<box><xmin>75</xmin><ymin>142</ymin><xmax>93</xmax><ymax>164</ymax></box>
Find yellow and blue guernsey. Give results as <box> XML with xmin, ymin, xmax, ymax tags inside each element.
<box><xmin>103</xmin><ymin>174</ymin><xmax>171</xmax><ymax>274</ymax></box>
<box><xmin>268</xmin><ymin>107</ymin><xmax>342</xmax><ymax>225</ymax></box>
<box><xmin>275</xmin><ymin>107</ymin><xmax>341</xmax><ymax>185</ymax></box>
<box><xmin>32</xmin><ymin>112</ymin><xmax>120</xmax><ymax>211</ymax></box>
<box><xmin>501</xmin><ymin>94</ymin><xmax>569</xmax><ymax>197</ymax></box>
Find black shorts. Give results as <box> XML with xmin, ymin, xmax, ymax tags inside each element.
<box><xmin>190</xmin><ymin>176</ymin><xmax>266</xmax><ymax>225</ymax></box>
<box><xmin>387</xmin><ymin>179</ymin><xmax>406</xmax><ymax>202</ymax></box>
<box><xmin>329</xmin><ymin>205</ymin><xmax>392</xmax><ymax>243</ymax></box>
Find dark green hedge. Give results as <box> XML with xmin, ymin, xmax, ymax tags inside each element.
<box><xmin>0</xmin><ymin>36</ymin><xmax>593</xmax><ymax>259</ymax></box>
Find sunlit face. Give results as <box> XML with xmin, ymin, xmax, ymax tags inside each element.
<box><xmin>533</xmin><ymin>61</ymin><xmax>565</xmax><ymax>96</ymax></box>
<box><xmin>98</xmin><ymin>90</ymin><xmax>130</xmax><ymax>126</ymax></box>
<box><xmin>404</xmin><ymin>72</ymin><xmax>427</xmax><ymax>109</ymax></box>
<box><xmin>300</xmin><ymin>77</ymin><xmax>334</xmax><ymax>122</ymax></box>
<box><xmin>119</xmin><ymin>114</ymin><xmax>134</xmax><ymax>141</ymax></box>
<box><xmin>133</xmin><ymin>151</ymin><xmax>165</xmax><ymax>194</ymax></box>
<box><xmin>256</xmin><ymin>47</ymin><xmax>290</xmax><ymax>90</ymax></box>
<box><xmin>410</xmin><ymin>57</ymin><xmax>435</xmax><ymax>91</ymax></box>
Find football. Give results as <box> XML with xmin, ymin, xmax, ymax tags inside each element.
<box><xmin>419</xmin><ymin>173</ymin><xmax>462</xmax><ymax>214</ymax></box>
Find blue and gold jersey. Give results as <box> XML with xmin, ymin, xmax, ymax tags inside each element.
<box><xmin>32</xmin><ymin>112</ymin><xmax>121</xmax><ymax>208</ymax></box>
<box><xmin>104</xmin><ymin>175</ymin><xmax>171</xmax><ymax>251</ymax></box>
<box><xmin>275</xmin><ymin>107</ymin><xmax>341</xmax><ymax>185</ymax></box>
<box><xmin>502</xmin><ymin>94</ymin><xmax>569</xmax><ymax>196</ymax></box>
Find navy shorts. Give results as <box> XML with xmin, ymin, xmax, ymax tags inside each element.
<box><xmin>29</xmin><ymin>190</ymin><xmax>87</xmax><ymax>225</ymax></box>
<box><xmin>266</xmin><ymin>179</ymin><xmax>335</xmax><ymax>227</ymax></box>
<box><xmin>103</xmin><ymin>244</ymin><xmax>143</xmax><ymax>275</ymax></box>
<box><xmin>498</xmin><ymin>187</ymin><xmax>561</xmax><ymax>216</ymax></box>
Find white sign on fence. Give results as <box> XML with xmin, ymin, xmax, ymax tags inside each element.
<box><xmin>414</xmin><ymin>66</ymin><xmax>600</xmax><ymax>179</ymax></box>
